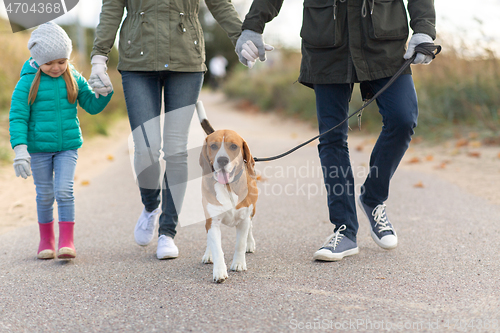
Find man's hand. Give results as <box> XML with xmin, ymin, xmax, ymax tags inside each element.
<box><xmin>13</xmin><ymin>145</ymin><xmax>31</xmax><ymax>179</ymax></box>
<box><xmin>88</xmin><ymin>55</ymin><xmax>113</xmax><ymax>98</ymax></box>
<box><xmin>404</xmin><ymin>33</ymin><xmax>435</xmax><ymax>65</ymax></box>
<box><xmin>235</xmin><ymin>30</ymin><xmax>274</xmax><ymax>68</ymax></box>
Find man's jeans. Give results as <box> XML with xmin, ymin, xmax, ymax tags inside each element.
<box><xmin>121</xmin><ymin>71</ymin><xmax>204</xmax><ymax>239</ymax></box>
<box><xmin>30</xmin><ymin>149</ymin><xmax>78</xmax><ymax>223</ymax></box>
<box><xmin>314</xmin><ymin>74</ymin><xmax>418</xmax><ymax>242</ymax></box>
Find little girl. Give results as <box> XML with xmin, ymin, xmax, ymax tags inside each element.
<box><xmin>9</xmin><ymin>22</ymin><xmax>113</xmax><ymax>260</ymax></box>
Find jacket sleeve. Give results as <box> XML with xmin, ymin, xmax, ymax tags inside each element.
<box><xmin>74</xmin><ymin>71</ymin><xmax>113</xmax><ymax>115</ymax></box>
<box><xmin>9</xmin><ymin>77</ymin><xmax>32</xmax><ymax>149</ymax></box>
<box><xmin>204</xmin><ymin>0</ymin><xmax>243</xmax><ymax>46</ymax></box>
<box><xmin>90</xmin><ymin>0</ymin><xmax>126</xmax><ymax>59</ymax></box>
<box><xmin>241</xmin><ymin>0</ymin><xmax>284</xmax><ymax>34</ymax></box>
<box><xmin>408</xmin><ymin>0</ymin><xmax>436</xmax><ymax>39</ymax></box>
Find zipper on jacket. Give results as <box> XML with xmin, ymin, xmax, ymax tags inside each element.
<box><xmin>54</xmin><ymin>77</ymin><xmax>63</xmax><ymax>151</ymax></box>
<box><xmin>140</xmin><ymin>11</ymin><xmax>146</xmax><ymax>56</ymax></box>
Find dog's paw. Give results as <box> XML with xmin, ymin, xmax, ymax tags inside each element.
<box><xmin>230</xmin><ymin>260</ymin><xmax>247</xmax><ymax>272</ymax></box>
<box><xmin>246</xmin><ymin>231</ymin><xmax>256</xmax><ymax>253</ymax></box>
<box><xmin>202</xmin><ymin>249</ymin><xmax>213</xmax><ymax>264</ymax></box>
<box><xmin>213</xmin><ymin>265</ymin><xmax>228</xmax><ymax>283</ymax></box>
<box><xmin>246</xmin><ymin>239</ymin><xmax>256</xmax><ymax>253</ymax></box>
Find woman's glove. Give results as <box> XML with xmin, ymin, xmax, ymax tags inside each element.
<box><xmin>235</xmin><ymin>30</ymin><xmax>274</xmax><ymax>69</ymax></box>
<box><xmin>404</xmin><ymin>33</ymin><xmax>434</xmax><ymax>65</ymax></box>
<box><xmin>88</xmin><ymin>55</ymin><xmax>113</xmax><ymax>98</ymax></box>
<box><xmin>13</xmin><ymin>145</ymin><xmax>31</xmax><ymax>179</ymax></box>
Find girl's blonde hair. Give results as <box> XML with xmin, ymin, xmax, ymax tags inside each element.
<box><xmin>28</xmin><ymin>65</ymin><xmax>78</xmax><ymax>105</ymax></box>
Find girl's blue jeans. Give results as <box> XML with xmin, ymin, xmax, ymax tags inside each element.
<box><xmin>314</xmin><ymin>74</ymin><xmax>418</xmax><ymax>242</ymax></box>
<box><xmin>121</xmin><ymin>70</ymin><xmax>204</xmax><ymax>239</ymax></box>
<box><xmin>30</xmin><ymin>149</ymin><xmax>78</xmax><ymax>223</ymax></box>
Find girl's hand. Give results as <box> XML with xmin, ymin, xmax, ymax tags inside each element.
<box><xmin>13</xmin><ymin>145</ymin><xmax>31</xmax><ymax>179</ymax></box>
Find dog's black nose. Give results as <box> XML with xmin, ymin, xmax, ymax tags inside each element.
<box><xmin>217</xmin><ymin>156</ymin><xmax>229</xmax><ymax>168</ymax></box>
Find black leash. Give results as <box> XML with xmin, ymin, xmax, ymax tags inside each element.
<box><xmin>253</xmin><ymin>43</ymin><xmax>441</xmax><ymax>162</ymax></box>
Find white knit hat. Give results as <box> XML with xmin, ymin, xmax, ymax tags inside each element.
<box><xmin>28</xmin><ymin>22</ymin><xmax>72</xmax><ymax>66</ymax></box>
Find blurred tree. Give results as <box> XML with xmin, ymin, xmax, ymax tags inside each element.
<box><xmin>62</xmin><ymin>24</ymin><xmax>119</xmax><ymax>70</ymax></box>
<box><xmin>199</xmin><ymin>3</ymin><xmax>240</xmax><ymax>87</ymax></box>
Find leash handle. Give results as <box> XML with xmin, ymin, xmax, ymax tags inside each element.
<box><xmin>253</xmin><ymin>42</ymin><xmax>441</xmax><ymax>163</ymax></box>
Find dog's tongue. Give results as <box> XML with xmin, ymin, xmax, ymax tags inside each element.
<box><xmin>217</xmin><ymin>172</ymin><xmax>229</xmax><ymax>184</ymax></box>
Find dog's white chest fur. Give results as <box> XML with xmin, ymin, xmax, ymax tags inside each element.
<box><xmin>207</xmin><ymin>182</ymin><xmax>252</xmax><ymax>227</ymax></box>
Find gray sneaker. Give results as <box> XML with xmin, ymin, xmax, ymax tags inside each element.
<box><xmin>313</xmin><ymin>225</ymin><xmax>359</xmax><ymax>261</ymax></box>
<box><xmin>358</xmin><ymin>196</ymin><xmax>398</xmax><ymax>250</ymax></box>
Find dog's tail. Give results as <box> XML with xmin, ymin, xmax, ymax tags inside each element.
<box><xmin>196</xmin><ymin>101</ymin><xmax>215</xmax><ymax>135</ymax></box>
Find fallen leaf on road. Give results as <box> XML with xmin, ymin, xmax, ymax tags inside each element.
<box><xmin>81</xmin><ymin>180</ymin><xmax>90</xmax><ymax>186</ymax></box>
<box><xmin>470</xmin><ymin>140</ymin><xmax>482</xmax><ymax>148</ymax></box>
<box><xmin>467</xmin><ymin>152</ymin><xmax>481</xmax><ymax>158</ymax></box>
<box><xmin>425</xmin><ymin>155</ymin><xmax>434</xmax><ymax>161</ymax></box>
<box><xmin>435</xmin><ymin>163</ymin><xmax>447</xmax><ymax>169</ymax></box>
<box><xmin>407</xmin><ymin>157</ymin><xmax>421</xmax><ymax>164</ymax></box>
<box><xmin>107</xmin><ymin>155</ymin><xmax>114</xmax><ymax>161</ymax></box>
<box><xmin>413</xmin><ymin>181</ymin><xmax>425</xmax><ymax>188</ymax></box>
<box><xmin>455</xmin><ymin>139</ymin><xmax>469</xmax><ymax>148</ymax></box>
<box><xmin>356</xmin><ymin>145</ymin><xmax>363</xmax><ymax>152</ymax></box>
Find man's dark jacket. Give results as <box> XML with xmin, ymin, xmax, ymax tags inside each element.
<box><xmin>242</xmin><ymin>0</ymin><xmax>436</xmax><ymax>86</ymax></box>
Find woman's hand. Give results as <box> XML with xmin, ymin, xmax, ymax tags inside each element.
<box><xmin>88</xmin><ymin>55</ymin><xmax>113</xmax><ymax>98</ymax></box>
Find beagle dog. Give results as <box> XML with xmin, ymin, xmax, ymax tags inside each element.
<box><xmin>197</xmin><ymin>102</ymin><xmax>258</xmax><ymax>283</ymax></box>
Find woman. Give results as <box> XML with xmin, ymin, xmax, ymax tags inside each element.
<box><xmin>90</xmin><ymin>0</ymin><xmax>242</xmax><ymax>259</ymax></box>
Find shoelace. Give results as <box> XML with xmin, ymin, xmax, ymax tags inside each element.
<box><xmin>371</xmin><ymin>205</ymin><xmax>393</xmax><ymax>233</ymax></box>
<box><xmin>139</xmin><ymin>208</ymin><xmax>160</xmax><ymax>230</ymax></box>
<box><xmin>322</xmin><ymin>224</ymin><xmax>347</xmax><ymax>250</ymax></box>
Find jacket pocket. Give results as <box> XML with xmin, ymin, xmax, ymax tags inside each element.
<box><xmin>120</xmin><ymin>14</ymin><xmax>144</xmax><ymax>58</ymax></box>
<box><xmin>367</xmin><ymin>0</ymin><xmax>409</xmax><ymax>40</ymax></box>
<box><xmin>300</xmin><ymin>0</ymin><xmax>343</xmax><ymax>48</ymax></box>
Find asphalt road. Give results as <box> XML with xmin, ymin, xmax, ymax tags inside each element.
<box><xmin>1</xmin><ymin>92</ymin><xmax>500</xmax><ymax>332</ymax></box>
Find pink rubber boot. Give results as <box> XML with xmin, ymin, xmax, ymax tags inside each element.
<box><xmin>38</xmin><ymin>221</ymin><xmax>55</xmax><ymax>259</ymax></box>
<box><xmin>57</xmin><ymin>221</ymin><xmax>76</xmax><ymax>259</ymax></box>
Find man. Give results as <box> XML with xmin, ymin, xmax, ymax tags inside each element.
<box><xmin>235</xmin><ymin>0</ymin><xmax>436</xmax><ymax>260</ymax></box>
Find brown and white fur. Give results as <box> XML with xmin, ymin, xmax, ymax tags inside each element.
<box><xmin>197</xmin><ymin>101</ymin><xmax>258</xmax><ymax>283</ymax></box>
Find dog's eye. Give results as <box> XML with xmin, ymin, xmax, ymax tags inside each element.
<box><xmin>229</xmin><ymin>144</ymin><xmax>238</xmax><ymax>151</ymax></box>
<box><xmin>210</xmin><ymin>144</ymin><xmax>218</xmax><ymax>150</ymax></box>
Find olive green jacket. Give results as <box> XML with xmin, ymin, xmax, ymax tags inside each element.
<box><xmin>242</xmin><ymin>0</ymin><xmax>436</xmax><ymax>85</ymax></box>
<box><xmin>91</xmin><ymin>0</ymin><xmax>242</xmax><ymax>72</ymax></box>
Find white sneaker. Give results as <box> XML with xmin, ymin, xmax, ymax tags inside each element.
<box><xmin>157</xmin><ymin>235</ymin><xmax>179</xmax><ymax>259</ymax></box>
<box><xmin>134</xmin><ymin>208</ymin><xmax>160</xmax><ymax>246</ymax></box>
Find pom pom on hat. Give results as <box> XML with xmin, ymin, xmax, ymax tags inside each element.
<box><xmin>28</xmin><ymin>22</ymin><xmax>72</xmax><ymax>66</ymax></box>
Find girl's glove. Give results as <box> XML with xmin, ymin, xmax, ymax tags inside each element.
<box><xmin>235</xmin><ymin>30</ymin><xmax>274</xmax><ymax>69</ymax></box>
<box><xmin>404</xmin><ymin>33</ymin><xmax>434</xmax><ymax>65</ymax></box>
<box><xmin>13</xmin><ymin>145</ymin><xmax>31</xmax><ymax>179</ymax></box>
<box><xmin>88</xmin><ymin>55</ymin><xmax>113</xmax><ymax>98</ymax></box>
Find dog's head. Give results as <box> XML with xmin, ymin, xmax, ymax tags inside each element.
<box><xmin>199</xmin><ymin>129</ymin><xmax>255</xmax><ymax>184</ymax></box>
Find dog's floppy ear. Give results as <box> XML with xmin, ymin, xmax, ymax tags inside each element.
<box><xmin>199</xmin><ymin>138</ymin><xmax>213</xmax><ymax>176</ymax></box>
<box><xmin>242</xmin><ymin>140</ymin><xmax>256</xmax><ymax>177</ymax></box>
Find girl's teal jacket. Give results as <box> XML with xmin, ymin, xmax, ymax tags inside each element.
<box><xmin>9</xmin><ymin>60</ymin><xmax>113</xmax><ymax>153</ymax></box>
